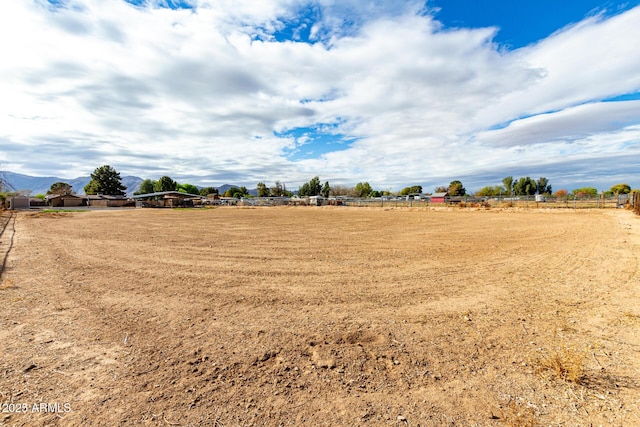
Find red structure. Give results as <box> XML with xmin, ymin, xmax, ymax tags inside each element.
<box><xmin>430</xmin><ymin>192</ymin><xmax>448</xmax><ymax>203</ymax></box>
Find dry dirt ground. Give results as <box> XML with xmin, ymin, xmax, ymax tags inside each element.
<box><xmin>1</xmin><ymin>207</ymin><xmax>639</xmax><ymax>426</ymax></box>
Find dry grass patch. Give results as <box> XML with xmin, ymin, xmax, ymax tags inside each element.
<box><xmin>0</xmin><ymin>278</ymin><xmax>15</xmax><ymax>290</ymax></box>
<box><xmin>533</xmin><ymin>347</ymin><xmax>586</xmax><ymax>384</ymax></box>
<box><xmin>498</xmin><ymin>400</ymin><xmax>537</xmax><ymax>427</ymax></box>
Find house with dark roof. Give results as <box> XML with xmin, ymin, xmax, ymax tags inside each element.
<box><xmin>130</xmin><ymin>191</ymin><xmax>205</xmax><ymax>208</ymax></box>
<box><xmin>86</xmin><ymin>194</ymin><xmax>131</xmax><ymax>207</ymax></box>
<box><xmin>45</xmin><ymin>193</ymin><xmax>84</xmax><ymax>207</ymax></box>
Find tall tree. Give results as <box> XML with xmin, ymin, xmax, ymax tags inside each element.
<box><xmin>354</xmin><ymin>182</ymin><xmax>372</xmax><ymax>198</ymax></box>
<box><xmin>84</xmin><ymin>165</ymin><xmax>127</xmax><ymax>195</ymax></box>
<box><xmin>299</xmin><ymin>176</ymin><xmax>322</xmax><ymax>196</ymax></box>
<box><xmin>271</xmin><ymin>181</ymin><xmax>286</xmax><ymax>197</ymax></box>
<box><xmin>448</xmin><ymin>180</ymin><xmax>466</xmax><ymax>196</ymax></box>
<box><xmin>155</xmin><ymin>176</ymin><xmax>177</xmax><ymax>192</ymax></box>
<box><xmin>135</xmin><ymin>179</ymin><xmax>156</xmax><ymax>195</ymax></box>
<box><xmin>321</xmin><ymin>181</ymin><xmax>331</xmax><ymax>198</ymax></box>
<box><xmin>536</xmin><ymin>177</ymin><xmax>552</xmax><ymax>195</ymax></box>
<box><xmin>47</xmin><ymin>182</ymin><xmax>73</xmax><ymax>195</ymax></box>
<box><xmin>513</xmin><ymin>177</ymin><xmax>537</xmax><ymax>196</ymax></box>
<box><xmin>257</xmin><ymin>182</ymin><xmax>269</xmax><ymax>197</ymax></box>
<box><xmin>502</xmin><ymin>176</ymin><xmax>514</xmax><ymax>196</ymax></box>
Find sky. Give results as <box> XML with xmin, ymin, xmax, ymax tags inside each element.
<box><xmin>1</xmin><ymin>0</ymin><xmax>640</xmax><ymax>193</ymax></box>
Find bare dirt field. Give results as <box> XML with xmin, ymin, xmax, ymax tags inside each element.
<box><xmin>1</xmin><ymin>207</ymin><xmax>639</xmax><ymax>426</ymax></box>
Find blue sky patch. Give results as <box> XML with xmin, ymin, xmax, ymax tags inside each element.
<box><xmin>431</xmin><ymin>0</ymin><xmax>639</xmax><ymax>48</ymax></box>
<box><xmin>124</xmin><ymin>0</ymin><xmax>194</xmax><ymax>10</ymax></box>
<box><xmin>602</xmin><ymin>92</ymin><xmax>640</xmax><ymax>102</ymax></box>
<box><xmin>273</xmin><ymin>4</ymin><xmax>322</xmax><ymax>43</ymax></box>
<box><xmin>276</xmin><ymin>123</ymin><xmax>356</xmax><ymax>160</ymax></box>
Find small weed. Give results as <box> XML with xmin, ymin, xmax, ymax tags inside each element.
<box><xmin>0</xmin><ymin>278</ymin><xmax>15</xmax><ymax>290</ymax></box>
<box><xmin>534</xmin><ymin>347</ymin><xmax>585</xmax><ymax>384</ymax></box>
<box><xmin>498</xmin><ymin>400</ymin><xmax>536</xmax><ymax>427</ymax></box>
<box><xmin>609</xmin><ymin>311</ymin><xmax>640</xmax><ymax>326</ymax></box>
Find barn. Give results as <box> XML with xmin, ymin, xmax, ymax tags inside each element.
<box><xmin>430</xmin><ymin>192</ymin><xmax>448</xmax><ymax>203</ymax></box>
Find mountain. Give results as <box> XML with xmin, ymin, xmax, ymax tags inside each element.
<box><xmin>0</xmin><ymin>172</ymin><xmax>261</xmax><ymax>197</ymax></box>
<box><xmin>1</xmin><ymin>171</ymin><xmax>143</xmax><ymax>196</ymax></box>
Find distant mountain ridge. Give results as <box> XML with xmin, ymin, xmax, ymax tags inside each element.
<box><xmin>0</xmin><ymin>171</ymin><xmax>256</xmax><ymax>197</ymax></box>
<box><xmin>1</xmin><ymin>171</ymin><xmax>143</xmax><ymax>196</ymax></box>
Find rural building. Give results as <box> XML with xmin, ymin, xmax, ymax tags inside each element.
<box><xmin>308</xmin><ymin>195</ymin><xmax>324</xmax><ymax>206</ymax></box>
<box><xmin>131</xmin><ymin>191</ymin><xmax>204</xmax><ymax>208</ymax></box>
<box><xmin>45</xmin><ymin>194</ymin><xmax>84</xmax><ymax>207</ymax></box>
<box><xmin>430</xmin><ymin>192</ymin><xmax>448</xmax><ymax>203</ymax></box>
<box><xmin>9</xmin><ymin>196</ymin><xmax>30</xmax><ymax>210</ymax></box>
<box><xmin>86</xmin><ymin>194</ymin><xmax>131</xmax><ymax>207</ymax></box>
<box><xmin>29</xmin><ymin>197</ymin><xmax>47</xmax><ymax>207</ymax></box>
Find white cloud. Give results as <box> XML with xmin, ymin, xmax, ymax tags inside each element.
<box><xmin>1</xmin><ymin>0</ymin><xmax>639</xmax><ymax>191</ymax></box>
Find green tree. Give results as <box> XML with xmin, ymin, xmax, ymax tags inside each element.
<box><xmin>475</xmin><ymin>185</ymin><xmax>505</xmax><ymax>197</ymax></box>
<box><xmin>321</xmin><ymin>181</ymin><xmax>331</xmax><ymax>198</ymax></box>
<box><xmin>155</xmin><ymin>176</ymin><xmax>177</xmax><ymax>192</ymax></box>
<box><xmin>448</xmin><ymin>180</ymin><xmax>466</xmax><ymax>196</ymax></box>
<box><xmin>354</xmin><ymin>182</ymin><xmax>372</xmax><ymax>198</ymax></box>
<box><xmin>610</xmin><ymin>183</ymin><xmax>631</xmax><ymax>194</ymax></box>
<box><xmin>400</xmin><ymin>185</ymin><xmax>422</xmax><ymax>196</ymax></box>
<box><xmin>298</xmin><ymin>182</ymin><xmax>310</xmax><ymax>196</ymax></box>
<box><xmin>502</xmin><ymin>176</ymin><xmax>514</xmax><ymax>196</ymax></box>
<box><xmin>270</xmin><ymin>181</ymin><xmax>287</xmax><ymax>197</ymax></box>
<box><xmin>257</xmin><ymin>182</ymin><xmax>269</xmax><ymax>197</ymax></box>
<box><xmin>84</xmin><ymin>165</ymin><xmax>127</xmax><ymax>195</ymax></box>
<box><xmin>177</xmin><ymin>183</ymin><xmax>199</xmax><ymax>195</ymax></box>
<box><xmin>199</xmin><ymin>186</ymin><xmax>218</xmax><ymax>197</ymax></box>
<box><xmin>513</xmin><ymin>177</ymin><xmax>537</xmax><ymax>196</ymax></box>
<box><xmin>571</xmin><ymin>187</ymin><xmax>598</xmax><ymax>198</ymax></box>
<box><xmin>223</xmin><ymin>186</ymin><xmax>248</xmax><ymax>198</ymax></box>
<box><xmin>299</xmin><ymin>176</ymin><xmax>322</xmax><ymax>196</ymax></box>
<box><xmin>135</xmin><ymin>179</ymin><xmax>156</xmax><ymax>195</ymax></box>
<box><xmin>47</xmin><ymin>181</ymin><xmax>73</xmax><ymax>195</ymax></box>
<box><xmin>536</xmin><ymin>177</ymin><xmax>552</xmax><ymax>195</ymax></box>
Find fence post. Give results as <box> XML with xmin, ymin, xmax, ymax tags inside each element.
<box><xmin>633</xmin><ymin>191</ymin><xmax>640</xmax><ymax>215</ymax></box>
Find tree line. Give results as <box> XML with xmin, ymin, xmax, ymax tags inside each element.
<box><xmin>3</xmin><ymin>165</ymin><xmax>636</xmax><ymax>202</ymax></box>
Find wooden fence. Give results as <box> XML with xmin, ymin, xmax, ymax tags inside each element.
<box><xmin>633</xmin><ymin>191</ymin><xmax>640</xmax><ymax>215</ymax></box>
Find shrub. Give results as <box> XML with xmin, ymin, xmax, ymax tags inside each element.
<box><xmin>534</xmin><ymin>347</ymin><xmax>585</xmax><ymax>383</ymax></box>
